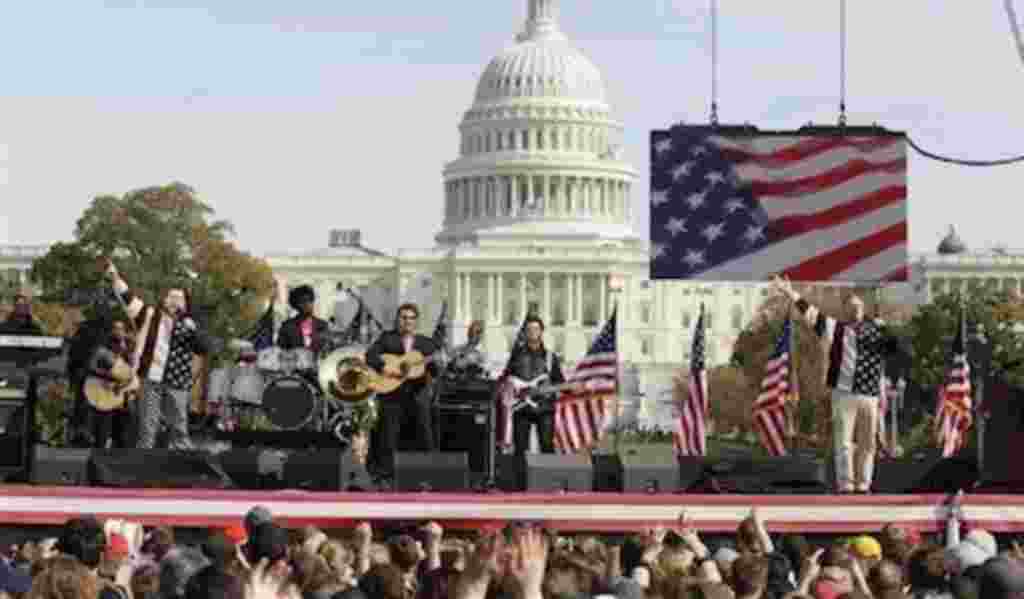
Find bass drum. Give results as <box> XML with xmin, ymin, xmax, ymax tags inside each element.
<box><xmin>261</xmin><ymin>375</ymin><xmax>318</xmax><ymax>430</ymax></box>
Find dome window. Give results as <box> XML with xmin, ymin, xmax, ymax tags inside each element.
<box><xmin>515</xmin><ymin>76</ymin><xmax>522</xmax><ymax>87</ymax></box>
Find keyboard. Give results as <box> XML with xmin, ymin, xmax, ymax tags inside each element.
<box><xmin>0</xmin><ymin>335</ymin><xmax>64</xmax><ymax>349</ymax></box>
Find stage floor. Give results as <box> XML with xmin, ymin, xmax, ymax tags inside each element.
<box><xmin>1</xmin><ymin>486</ymin><xmax>1023</xmax><ymax>533</ymax></box>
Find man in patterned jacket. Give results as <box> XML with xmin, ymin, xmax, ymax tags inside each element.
<box><xmin>773</xmin><ymin>276</ymin><xmax>902</xmax><ymax>494</ymax></box>
<box><xmin>104</xmin><ymin>260</ymin><xmax>210</xmax><ymax>450</ymax></box>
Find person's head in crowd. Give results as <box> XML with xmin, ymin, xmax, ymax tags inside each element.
<box><xmin>184</xmin><ymin>566</ymin><xmax>245</xmax><ymax>599</ymax></box>
<box><xmin>201</xmin><ymin>532</ymin><xmax>242</xmax><ymax>574</ymax></box>
<box><xmin>222</xmin><ymin>525</ymin><xmax>247</xmax><ymax>547</ymax></box>
<box><xmin>130</xmin><ymin>563</ymin><xmax>160</xmax><ymax>599</ymax></box>
<box><xmin>243</xmin><ymin>506</ymin><xmax>273</xmax><ymax>539</ymax></box>
<box><xmin>764</xmin><ymin>551</ymin><xmax>796</xmax><ymax>597</ymax></box>
<box><xmin>713</xmin><ymin>546</ymin><xmax>739</xmax><ymax>587</ymax></box>
<box><xmin>358</xmin><ymin>563</ymin><xmax>406</xmax><ymax>599</ymax></box>
<box><xmin>318</xmin><ymin>540</ymin><xmax>356</xmax><ymax>587</ymax></box>
<box><xmin>778</xmin><ymin>534</ymin><xmax>810</xmax><ymax>575</ymax></box>
<box><xmin>439</xmin><ymin>543</ymin><xmax>465</xmax><ymax>572</ymax></box>
<box><xmin>867</xmin><ymin>559</ymin><xmax>905</xmax><ymax>597</ymax></box>
<box><xmin>906</xmin><ymin>545</ymin><xmax>950</xmax><ymax>593</ymax></box>
<box><xmin>159</xmin><ymin>546</ymin><xmax>209</xmax><ymax>599</ymax></box>
<box><xmin>140</xmin><ymin>527</ymin><xmax>175</xmax><ymax>562</ymax></box>
<box><xmin>387</xmin><ymin>534</ymin><xmax>423</xmax><ymax>574</ymax></box>
<box><xmin>26</xmin><ymin>556</ymin><xmax>98</xmax><ymax>599</ymax></box>
<box><xmin>97</xmin><ymin>533</ymin><xmax>130</xmax><ymax>582</ymax></box>
<box><xmin>849</xmin><ymin>535</ymin><xmax>883</xmax><ymax>569</ymax></box>
<box><xmin>57</xmin><ymin>516</ymin><xmax>106</xmax><ymax>571</ymax></box>
<box><xmin>964</xmin><ymin>529</ymin><xmax>998</xmax><ymax>559</ymax></box>
<box><xmin>290</xmin><ymin>550</ymin><xmax>337</xmax><ymax>597</ymax></box>
<box><xmin>246</xmin><ymin>523</ymin><xmax>289</xmax><ymax>577</ymax></box>
<box><xmin>736</xmin><ymin>517</ymin><xmax>765</xmax><ymax>556</ymax></box>
<box><xmin>731</xmin><ymin>554</ymin><xmax>770</xmax><ymax>598</ymax></box>
<box><xmin>978</xmin><ymin>556</ymin><xmax>1024</xmax><ymax>599</ymax></box>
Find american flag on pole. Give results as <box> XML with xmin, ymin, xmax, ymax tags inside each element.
<box><xmin>650</xmin><ymin>126</ymin><xmax>908</xmax><ymax>282</ymax></box>
<box><xmin>936</xmin><ymin>308</ymin><xmax>973</xmax><ymax>457</ymax></box>
<box><xmin>754</xmin><ymin>316</ymin><xmax>793</xmax><ymax>456</ymax></box>
<box><xmin>674</xmin><ymin>303</ymin><xmax>709</xmax><ymax>456</ymax></box>
<box><xmin>554</xmin><ymin>308</ymin><xmax>618</xmax><ymax>453</ymax></box>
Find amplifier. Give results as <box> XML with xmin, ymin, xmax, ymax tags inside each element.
<box><xmin>434</xmin><ymin>380</ymin><xmax>495</xmax><ymax>481</ymax></box>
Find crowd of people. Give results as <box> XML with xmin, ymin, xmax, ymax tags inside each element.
<box><xmin>1</xmin><ymin>503</ymin><xmax>1022</xmax><ymax>599</ymax></box>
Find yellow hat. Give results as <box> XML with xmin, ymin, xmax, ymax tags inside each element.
<box><xmin>849</xmin><ymin>535</ymin><xmax>882</xmax><ymax>559</ymax></box>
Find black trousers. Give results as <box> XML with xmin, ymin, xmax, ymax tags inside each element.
<box><xmin>513</xmin><ymin>408</ymin><xmax>555</xmax><ymax>456</ymax></box>
<box><xmin>370</xmin><ymin>385</ymin><xmax>435</xmax><ymax>477</ymax></box>
<box><xmin>88</xmin><ymin>407</ymin><xmax>116</xmax><ymax>449</ymax></box>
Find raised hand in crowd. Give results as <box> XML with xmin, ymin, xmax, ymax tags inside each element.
<box><xmin>794</xmin><ymin>547</ymin><xmax>824</xmax><ymax>596</ymax></box>
<box><xmin>505</xmin><ymin>526</ymin><xmax>549</xmax><ymax>599</ymax></box>
<box><xmin>352</xmin><ymin>521</ymin><xmax>373</xmax><ymax>575</ymax></box>
<box><xmin>454</xmin><ymin>531</ymin><xmax>506</xmax><ymax>599</ymax></box>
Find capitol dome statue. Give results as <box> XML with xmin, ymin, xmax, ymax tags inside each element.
<box><xmin>436</xmin><ymin>0</ymin><xmax>639</xmax><ymax>246</ymax></box>
<box><xmin>937</xmin><ymin>225</ymin><xmax>967</xmax><ymax>255</ymax></box>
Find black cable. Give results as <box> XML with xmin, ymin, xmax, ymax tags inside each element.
<box><xmin>907</xmin><ymin>136</ymin><xmax>1024</xmax><ymax>167</ymax></box>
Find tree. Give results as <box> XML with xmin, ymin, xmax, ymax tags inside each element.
<box><xmin>902</xmin><ymin>288</ymin><xmax>1024</xmax><ymax>388</ymax></box>
<box><xmin>30</xmin><ymin>182</ymin><xmax>275</xmax><ymax>359</ymax></box>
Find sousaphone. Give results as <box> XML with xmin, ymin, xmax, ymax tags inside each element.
<box><xmin>319</xmin><ymin>345</ymin><xmax>376</xmax><ymax>402</ymax></box>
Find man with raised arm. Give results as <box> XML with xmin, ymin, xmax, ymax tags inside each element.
<box><xmin>772</xmin><ymin>276</ymin><xmax>901</xmax><ymax>494</ymax></box>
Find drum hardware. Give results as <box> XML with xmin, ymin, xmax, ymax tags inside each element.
<box><xmin>260</xmin><ymin>375</ymin><xmax>319</xmax><ymax>430</ymax></box>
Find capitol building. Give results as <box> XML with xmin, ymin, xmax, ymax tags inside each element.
<box><xmin>4</xmin><ymin>1</ymin><xmax>1022</xmax><ymax>419</ymax></box>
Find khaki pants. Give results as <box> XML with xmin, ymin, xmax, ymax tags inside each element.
<box><xmin>831</xmin><ymin>389</ymin><xmax>878</xmax><ymax>492</ymax></box>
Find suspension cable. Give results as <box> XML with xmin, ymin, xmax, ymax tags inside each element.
<box><xmin>709</xmin><ymin>0</ymin><xmax>719</xmax><ymax>125</ymax></box>
<box><xmin>906</xmin><ymin>136</ymin><xmax>1024</xmax><ymax>166</ymax></box>
<box><xmin>1005</xmin><ymin>0</ymin><xmax>1024</xmax><ymax>68</ymax></box>
<box><xmin>839</xmin><ymin>0</ymin><xmax>847</xmax><ymax>126</ymax></box>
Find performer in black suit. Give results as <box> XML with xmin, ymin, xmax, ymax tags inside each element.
<box><xmin>365</xmin><ymin>303</ymin><xmax>438</xmax><ymax>479</ymax></box>
<box><xmin>277</xmin><ymin>285</ymin><xmax>330</xmax><ymax>356</ymax></box>
<box><xmin>507</xmin><ymin>315</ymin><xmax>565</xmax><ymax>456</ymax></box>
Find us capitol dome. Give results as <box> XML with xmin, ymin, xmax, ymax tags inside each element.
<box><xmin>436</xmin><ymin>0</ymin><xmax>639</xmax><ymax>245</ymax></box>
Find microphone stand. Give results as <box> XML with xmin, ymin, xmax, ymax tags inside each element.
<box><xmin>340</xmin><ymin>287</ymin><xmax>386</xmax><ymax>344</ymax></box>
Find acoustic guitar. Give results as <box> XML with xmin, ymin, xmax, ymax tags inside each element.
<box><xmin>370</xmin><ymin>351</ymin><xmax>440</xmax><ymax>395</ymax></box>
<box><xmin>84</xmin><ymin>354</ymin><xmax>140</xmax><ymax>412</ymax></box>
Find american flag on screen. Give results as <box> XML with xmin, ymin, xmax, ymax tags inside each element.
<box><xmin>754</xmin><ymin>316</ymin><xmax>793</xmax><ymax>456</ymax></box>
<box><xmin>674</xmin><ymin>303</ymin><xmax>708</xmax><ymax>456</ymax></box>
<box><xmin>554</xmin><ymin>308</ymin><xmax>618</xmax><ymax>453</ymax></box>
<box><xmin>936</xmin><ymin>309</ymin><xmax>973</xmax><ymax>457</ymax></box>
<box><xmin>650</xmin><ymin>126</ymin><xmax>908</xmax><ymax>282</ymax></box>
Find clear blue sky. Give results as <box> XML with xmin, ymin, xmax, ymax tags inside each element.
<box><xmin>2</xmin><ymin>1</ymin><xmax>1023</xmax><ymax>255</ymax></box>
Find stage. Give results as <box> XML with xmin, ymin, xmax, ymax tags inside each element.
<box><xmin>1</xmin><ymin>486</ymin><xmax>1023</xmax><ymax>533</ymax></box>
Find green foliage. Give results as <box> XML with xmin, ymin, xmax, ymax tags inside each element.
<box><xmin>902</xmin><ymin>288</ymin><xmax>1024</xmax><ymax>387</ymax></box>
<box><xmin>30</xmin><ymin>182</ymin><xmax>275</xmax><ymax>366</ymax></box>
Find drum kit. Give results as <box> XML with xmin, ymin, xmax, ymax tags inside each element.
<box><xmin>208</xmin><ymin>336</ymin><xmax>380</xmax><ymax>448</ymax></box>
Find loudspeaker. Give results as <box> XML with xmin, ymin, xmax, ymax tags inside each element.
<box><xmin>218</xmin><ymin>448</ymin><xmax>284</xmax><ymax>490</ymax></box>
<box><xmin>90</xmin><ymin>449</ymin><xmax>234</xmax><ymax>489</ymax></box>
<box><xmin>978</xmin><ymin>379</ymin><xmax>1024</xmax><ymax>491</ymax></box>
<box><xmin>0</xmin><ymin>395</ymin><xmax>30</xmax><ymax>477</ymax></box>
<box><xmin>437</xmin><ymin>402</ymin><xmax>494</xmax><ymax>479</ymax></box>
<box><xmin>499</xmin><ymin>453</ymin><xmax>593</xmax><ymax>492</ymax></box>
<box><xmin>693</xmin><ymin>455</ymin><xmax>829</xmax><ymax>494</ymax></box>
<box><xmin>31</xmin><ymin>446</ymin><xmax>92</xmax><ymax>486</ymax></box>
<box><xmin>393</xmin><ymin>452</ymin><xmax>469</xmax><ymax>492</ymax></box>
<box><xmin>873</xmin><ymin>451</ymin><xmax>979</xmax><ymax>494</ymax></box>
<box><xmin>593</xmin><ymin>450</ymin><xmax>701</xmax><ymax>493</ymax></box>
<box><xmin>283</xmin><ymin>450</ymin><xmax>374</xmax><ymax>492</ymax></box>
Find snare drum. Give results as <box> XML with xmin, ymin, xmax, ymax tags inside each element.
<box><xmin>257</xmin><ymin>347</ymin><xmax>281</xmax><ymax>372</ymax></box>
<box><xmin>207</xmin><ymin>367</ymin><xmax>231</xmax><ymax>406</ymax></box>
<box><xmin>280</xmin><ymin>348</ymin><xmax>315</xmax><ymax>373</ymax></box>
<box><xmin>261</xmin><ymin>375</ymin><xmax>318</xmax><ymax>430</ymax></box>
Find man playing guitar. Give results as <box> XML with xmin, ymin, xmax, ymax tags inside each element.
<box><xmin>506</xmin><ymin>315</ymin><xmax>565</xmax><ymax>456</ymax></box>
<box><xmin>84</xmin><ymin>318</ymin><xmax>137</xmax><ymax>448</ymax></box>
<box><xmin>364</xmin><ymin>303</ymin><xmax>438</xmax><ymax>481</ymax></box>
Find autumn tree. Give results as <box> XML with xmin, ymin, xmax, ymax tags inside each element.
<box><xmin>30</xmin><ymin>182</ymin><xmax>275</xmax><ymax>358</ymax></box>
<box><xmin>903</xmin><ymin>287</ymin><xmax>1024</xmax><ymax>388</ymax></box>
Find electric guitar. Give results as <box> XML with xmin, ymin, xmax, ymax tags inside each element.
<box><xmin>506</xmin><ymin>374</ymin><xmax>579</xmax><ymax>412</ymax></box>
<box><xmin>370</xmin><ymin>351</ymin><xmax>440</xmax><ymax>394</ymax></box>
<box><xmin>84</xmin><ymin>353</ymin><xmax>140</xmax><ymax>412</ymax></box>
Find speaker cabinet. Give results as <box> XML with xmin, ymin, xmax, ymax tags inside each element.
<box><xmin>284</xmin><ymin>450</ymin><xmax>373</xmax><ymax>492</ymax></box>
<box><xmin>695</xmin><ymin>455</ymin><xmax>829</xmax><ymax>494</ymax></box>
<box><xmin>437</xmin><ymin>402</ymin><xmax>494</xmax><ymax>479</ymax></box>
<box><xmin>593</xmin><ymin>450</ymin><xmax>699</xmax><ymax>493</ymax></box>
<box><xmin>872</xmin><ymin>451</ymin><xmax>978</xmax><ymax>494</ymax></box>
<box><xmin>31</xmin><ymin>446</ymin><xmax>92</xmax><ymax>486</ymax></box>
<box><xmin>979</xmin><ymin>379</ymin><xmax>1024</xmax><ymax>490</ymax></box>
<box><xmin>0</xmin><ymin>396</ymin><xmax>30</xmax><ymax>477</ymax></box>
<box><xmin>90</xmin><ymin>449</ymin><xmax>233</xmax><ymax>489</ymax></box>
<box><xmin>498</xmin><ymin>453</ymin><xmax>593</xmax><ymax>492</ymax></box>
<box><xmin>393</xmin><ymin>452</ymin><xmax>469</xmax><ymax>492</ymax></box>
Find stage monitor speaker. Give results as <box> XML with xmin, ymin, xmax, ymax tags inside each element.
<box><xmin>31</xmin><ymin>446</ymin><xmax>92</xmax><ymax>486</ymax></box>
<box><xmin>393</xmin><ymin>452</ymin><xmax>469</xmax><ymax>492</ymax></box>
<box><xmin>694</xmin><ymin>455</ymin><xmax>829</xmax><ymax>494</ymax></box>
<box><xmin>497</xmin><ymin>453</ymin><xmax>593</xmax><ymax>493</ymax></box>
<box><xmin>283</xmin><ymin>450</ymin><xmax>373</xmax><ymax>492</ymax></box>
<box><xmin>91</xmin><ymin>449</ymin><xmax>234</xmax><ymax>489</ymax></box>
<box><xmin>872</xmin><ymin>451</ymin><xmax>979</xmax><ymax>494</ymax></box>
<box><xmin>593</xmin><ymin>449</ymin><xmax>700</xmax><ymax>493</ymax></box>
<box><xmin>978</xmin><ymin>379</ymin><xmax>1024</xmax><ymax>491</ymax></box>
<box><xmin>0</xmin><ymin>395</ymin><xmax>30</xmax><ymax>477</ymax></box>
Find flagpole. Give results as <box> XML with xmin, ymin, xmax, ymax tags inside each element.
<box><xmin>787</xmin><ymin>298</ymin><xmax>799</xmax><ymax>453</ymax></box>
